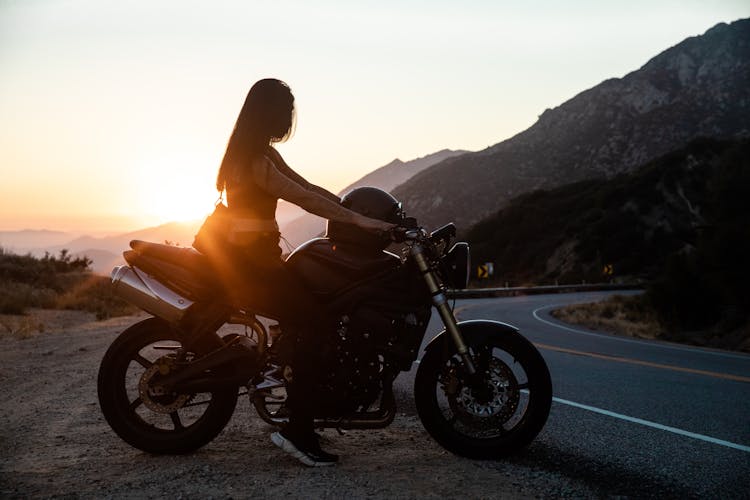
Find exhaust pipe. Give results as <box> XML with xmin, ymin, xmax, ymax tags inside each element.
<box><xmin>111</xmin><ymin>265</ymin><xmax>194</xmax><ymax>323</ymax></box>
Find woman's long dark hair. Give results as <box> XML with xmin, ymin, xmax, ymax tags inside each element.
<box><xmin>216</xmin><ymin>79</ymin><xmax>296</xmax><ymax>192</ymax></box>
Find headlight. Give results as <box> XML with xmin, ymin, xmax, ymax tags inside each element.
<box><xmin>443</xmin><ymin>242</ymin><xmax>470</xmax><ymax>289</ymax></box>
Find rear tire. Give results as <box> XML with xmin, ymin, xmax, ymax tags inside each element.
<box><xmin>97</xmin><ymin>318</ymin><xmax>238</xmax><ymax>454</ymax></box>
<box><xmin>415</xmin><ymin>329</ymin><xmax>551</xmax><ymax>458</ymax></box>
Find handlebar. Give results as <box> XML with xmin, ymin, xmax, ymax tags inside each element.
<box><xmin>390</xmin><ymin>222</ymin><xmax>456</xmax><ymax>246</ymax></box>
<box><xmin>389</xmin><ymin>226</ymin><xmax>417</xmax><ymax>243</ymax></box>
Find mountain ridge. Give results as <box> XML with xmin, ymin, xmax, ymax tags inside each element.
<box><xmin>393</xmin><ymin>18</ymin><xmax>750</xmax><ymax>231</ymax></box>
<box><xmin>468</xmin><ymin>137</ymin><xmax>749</xmax><ymax>284</ymax></box>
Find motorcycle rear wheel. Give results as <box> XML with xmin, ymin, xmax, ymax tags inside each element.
<box><xmin>97</xmin><ymin>317</ymin><xmax>238</xmax><ymax>454</ymax></box>
<box><xmin>414</xmin><ymin>329</ymin><xmax>551</xmax><ymax>458</ymax></box>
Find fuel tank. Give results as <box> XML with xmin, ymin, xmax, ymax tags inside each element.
<box><xmin>285</xmin><ymin>238</ymin><xmax>400</xmax><ymax>296</ymax></box>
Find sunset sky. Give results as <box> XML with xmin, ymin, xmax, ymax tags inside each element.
<box><xmin>1</xmin><ymin>1</ymin><xmax>748</xmax><ymax>234</ymax></box>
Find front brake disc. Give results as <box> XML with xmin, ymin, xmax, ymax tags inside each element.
<box><xmin>447</xmin><ymin>358</ymin><xmax>520</xmax><ymax>427</ymax></box>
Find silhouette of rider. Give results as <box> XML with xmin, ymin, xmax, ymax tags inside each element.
<box><xmin>214</xmin><ymin>78</ymin><xmax>394</xmax><ymax>466</ymax></box>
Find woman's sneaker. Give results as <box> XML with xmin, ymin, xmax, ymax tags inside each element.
<box><xmin>271</xmin><ymin>430</ymin><xmax>338</xmax><ymax>467</ymax></box>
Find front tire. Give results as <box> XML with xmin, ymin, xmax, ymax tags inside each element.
<box><xmin>414</xmin><ymin>327</ymin><xmax>551</xmax><ymax>458</ymax></box>
<box><xmin>97</xmin><ymin>317</ymin><xmax>238</xmax><ymax>454</ymax></box>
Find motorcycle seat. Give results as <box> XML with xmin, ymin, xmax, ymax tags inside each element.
<box><xmin>129</xmin><ymin>240</ymin><xmax>207</xmax><ymax>269</ymax></box>
<box><xmin>125</xmin><ymin>240</ymin><xmax>220</xmax><ymax>300</ymax></box>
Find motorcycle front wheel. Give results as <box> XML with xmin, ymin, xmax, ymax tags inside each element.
<box><xmin>97</xmin><ymin>317</ymin><xmax>238</xmax><ymax>454</ymax></box>
<box><xmin>414</xmin><ymin>328</ymin><xmax>551</xmax><ymax>458</ymax></box>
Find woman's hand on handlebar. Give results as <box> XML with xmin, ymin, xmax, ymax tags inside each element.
<box><xmin>353</xmin><ymin>214</ymin><xmax>422</xmax><ymax>241</ymax></box>
<box><xmin>354</xmin><ymin>215</ymin><xmax>397</xmax><ymax>235</ymax></box>
<box><xmin>390</xmin><ymin>226</ymin><xmax>409</xmax><ymax>243</ymax></box>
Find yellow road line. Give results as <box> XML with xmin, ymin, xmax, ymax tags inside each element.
<box><xmin>534</xmin><ymin>343</ymin><xmax>750</xmax><ymax>384</ymax></box>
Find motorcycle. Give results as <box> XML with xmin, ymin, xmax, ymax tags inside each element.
<box><xmin>97</xmin><ymin>188</ymin><xmax>552</xmax><ymax>458</ymax></box>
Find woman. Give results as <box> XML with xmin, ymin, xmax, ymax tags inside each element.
<box><xmin>214</xmin><ymin>79</ymin><xmax>395</xmax><ymax>466</ymax></box>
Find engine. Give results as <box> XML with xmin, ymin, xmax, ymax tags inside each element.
<box><xmin>317</xmin><ymin>306</ymin><xmax>431</xmax><ymax>415</ymax></box>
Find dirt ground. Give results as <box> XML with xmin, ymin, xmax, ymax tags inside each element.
<box><xmin>0</xmin><ymin>310</ymin><xmax>595</xmax><ymax>499</ymax></box>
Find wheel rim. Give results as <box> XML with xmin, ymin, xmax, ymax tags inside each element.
<box><xmin>121</xmin><ymin>338</ymin><xmax>218</xmax><ymax>432</ymax></box>
<box><xmin>436</xmin><ymin>343</ymin><xmax>533</xmax><ymax>439</ymax></box>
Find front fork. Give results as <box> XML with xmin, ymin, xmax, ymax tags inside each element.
<box><xmin>412</xmin><ymin>244</ymin><xmax>477</xmax><ymax>375</ymax></box>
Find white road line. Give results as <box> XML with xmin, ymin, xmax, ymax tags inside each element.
<box><xmin>553</xmin><ymin>396</ymin><xmax>750</xmax><ymax>453</ymax></box>
<box><xmin>532</xmin><ymin>305</ymin><xmax>750</xmax><ymax>360</ymax></box>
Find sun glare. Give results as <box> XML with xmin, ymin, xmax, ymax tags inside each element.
<box><xmin>135</xmin><ymin>157</ymin><xmax>218</xmax><ymax>226</ymax></box>
<box><xmin>148</xmin><ymin>186</ymin><xmax>215</xmax><ymax>224</ymax></box>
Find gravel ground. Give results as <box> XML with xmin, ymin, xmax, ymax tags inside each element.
<box><xmin>0</xmin><ymin>311</ymin><xmax>599</xmax><ymax>499</ymax></box>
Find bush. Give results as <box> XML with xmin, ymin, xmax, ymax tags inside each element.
<box><xmin>551</xmin><ymin>293</ymin><xmax>663</xmax><ymax>341</ymax></box>
<box><xmin>0</xmin><ymin>248</ymin><xmax>92</xmax><ymax>291</ymax></box>
<box><xmin>0</xmin><ymin>247</ymin><xmax>135</xmax><ymax>319</ymax></box>
<box><xmin>0</xmin><ymin>283</ymin><xmax>32</xmax><ymax>315</ymax></box>
<box><xmin>56</xmin><ymin>275</ymin><xmax>137</xmax><ymax>320</ymax></box>
<box><xmin>0</xmin><ymin>282</ymin><xmax>58</xmax><ymax>314</ymax></box>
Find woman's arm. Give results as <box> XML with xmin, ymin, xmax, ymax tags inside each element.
<box><xmin>251</xmin><ymin>156</ymin><xmax>394</xmax><ymax>233</ymax></box>
<box><xmin>265</xmin><ymin>148</ymin><xmax>341</xmax><ymax>204</ymax></box>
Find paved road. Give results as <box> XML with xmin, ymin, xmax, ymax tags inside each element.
<box><xmin>395</xmin><ymin>291</ymin><xmax>750</xmax><ymax>498</ymax></box>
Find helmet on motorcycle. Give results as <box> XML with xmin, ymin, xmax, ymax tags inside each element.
<box><xmin>327</xmin><ymin>187</ymin><xmax>404</xmax><ymax>250</ymax></box>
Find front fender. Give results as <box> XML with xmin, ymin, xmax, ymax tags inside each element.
<box><xmin>423</xmin><ymin>319</ymin><xmax>520</xmax><ymax>353</ymax></box>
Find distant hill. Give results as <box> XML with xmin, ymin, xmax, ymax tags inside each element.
<box><xmin>393</xmin><ymin>19</ymin><xmax>750</xmax><ymax>231</ymax></box>
<box><xmin>280</xmin><ymin>149</ymin><xmax>468</xmax><ymax>247</ymax></box>
<box><xmin>0</xmin><ymin>230</ymin><xmax>76</xmax><ymax>253</ymax></box>
<box><xmin>9</xmin><ymin>221</ymin><xmax>201</xmax><ymax>275</ymax></box>
<box><xmin>275</xmin><ymin>200</ymin><xmax>306</xmax><ymax>226</ymax></box>
<box><xmin>467</xmin><ymin>137</ymin><xmax>750</xmax><ymax>285</ymax></box>
<box><xmin>47</xmin><ymin>221</ymin><xmax>200</xmax><ymax>256</ymax></box>
<box><xmin>337</xmin><ymin>149</ymin><xmax>469</xmax><ymax>195</ymax></box>
<box><xmin>71</xmin><ymin>248</ymin><xmax>122</xmax><ymax>275</ymax></box>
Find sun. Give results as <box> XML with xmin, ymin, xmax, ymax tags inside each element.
<box><xmin>147</xmin><ymin>183</ymin><xmax>216</xmax><ymax>224</ymax></box>
<box><xmin>135</xmin><ymin>158</ymin><xmax>218</xmax><ymax>225</ymax></box>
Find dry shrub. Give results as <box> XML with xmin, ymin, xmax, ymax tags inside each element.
<box><xmin>56</xmin><ymin>275</ymin><xmax>137</xmax><ymax>320</ymax></box>
<box><xmin>0</xmin><ymin>316</ymin><xmax>45</xmax><ymax>339</ymax></box>
<box><xmin>0</xmin><ymin>282</ymin><xmax>57</xmax><ymax>314</ymax></box>
<box><xmin>0</xmin><ymin>248</ymin><xmax>136</xmax><ymax>323</ymax></box>
<box><xmin>551</xmin><ymin>294</ymin><xmax>663</xmax><ymax>340</ymax></box>
<box><xmin>552</xmin><ymin>294</ymin><xmax>750</xmax><ymax>352</ymax></box>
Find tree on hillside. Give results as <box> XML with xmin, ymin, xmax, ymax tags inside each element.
<box><xmin>648</xmin><ymin>140</ymin><xmax>750</xmax><ymax>333</ymax></box>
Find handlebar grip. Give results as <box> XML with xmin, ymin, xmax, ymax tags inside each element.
<box><xmin>391</xmin><ymin>226</ymin><xmax>408</xmax><ymax>243</ymax></box>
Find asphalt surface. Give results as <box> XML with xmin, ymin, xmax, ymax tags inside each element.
<box><xmin>394</xmin><ymin>291</ymin><xmax>750</xmax><ymax>498</ymax></box>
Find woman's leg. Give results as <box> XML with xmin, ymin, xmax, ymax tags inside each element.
<box><xmin>235</xmin><ymin>246</ymin><xmax>337</xmax><ymax>464</ymax></box>
<box><xmin>266</xmin><ymin>269</ymin><xmax>338</xmax><ymax>465</ymax></box>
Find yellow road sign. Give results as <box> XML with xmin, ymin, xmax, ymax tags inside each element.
<box><xmin>477</xmin><ymin>264</ymin><xmax>489</xmax><ymax>279</ymax></box>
